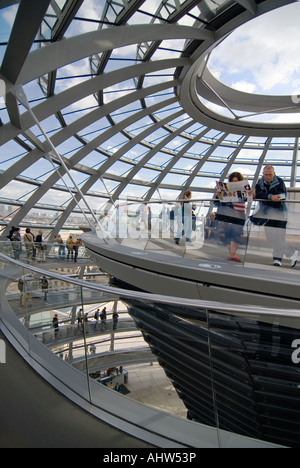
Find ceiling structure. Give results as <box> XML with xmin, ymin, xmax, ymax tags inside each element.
<box><xmin>0</xmin><ymin>0</ymin><xmax>300</xmax><ymax>237</ymax></box>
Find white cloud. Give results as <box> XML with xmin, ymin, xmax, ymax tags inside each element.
<box><xmin>231</xmin><ymin>81</ymin><xmax>256</xmax><ymax>94</ymax></box>
<box><xmin>208</xmin><ymin>3</ymin><xmax>300</xmax><ymax>94</ymax></box>
<box><xmin>2</xmin><ymin>4</ymin><xmax>18</xmax><ymax>27</ymax></box>
<box><xmin>67</xmin><ymin>0</ymin><xmax>105</xmax><ymax>35</ymax></box>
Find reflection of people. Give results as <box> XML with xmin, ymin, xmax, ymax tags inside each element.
<box><xmin>204</xmin><ymin>213</ymin><xmax>216</xmax><ymax>241</ymax></box>
<box><xmin>94</xmin><ymin>308</ymin><xmax>100</xmax><ymax>328</ymax></box>
<box><xmin>24</xmin><ymin>228</ymin><xmax>35</xmax><ymax>262</ymax></box>
<box><xmin>18</xmin><ymin>278</ymin><xmax>24</xmax><ymax>304</ymax></box>
<box><xmin>77</xmin><ymin>308</ymin><xmax>83</xmax><ymax>328</ymax></box>
<box><xmin>255</xmin><ymin>165</ymin><xmax>298</xmax><ymax>267</ymax></box>
<box><xmin>11</xmin><ymin>228</ymin><xmax>22</xmax><ymax>259</ymax></box>
<box><xmin>216</xmin><ymin>172</ymin><xmax>253</xmax><ymax>262</ymax></box>
<box><xmin>66</xmin><ymin>235</ymin><xmax>74</xmax><ymax>260</ymax></box>
<box><xmin>22</xmin><ymin>278</ymin><xmax>32</xmax><ymax>307</ymax></box>
<box><xmin>175</xmin><ymin>190</ymin><xmax>193</xmax><ymax>245</ymax></box>
<box><xmin>53</xmin><ymin>314</ymin><xmax>59</xmax><ymax>337</ymax></box>
<box><xmin>35</xmin><ymin>231</ymin><xmax>46</xmax><ymax>262</ymax></box>
<box><xmin>40</xmin><ymin>276</ymin><xmax>49</xmax><ymax>300</ymax></box>
<box><xmin>100</xmin><ymin>307</ymin><xmax>107</xmax><ymax>330</ymax></box>
<box><xmin>73</xmin><ymin>238</ymin><xmax>82</xmax><ymax>263</ymax></box>
<box><xmin>140</xmin><ymin>204</ymin><xmax>151</xmax><ymax>231</ymax></box>
<box><xmin>113</xmin><ymin>311</ymin><xmax>119</xmax><ymax>330</ymax></box>
<box><xmin>54</xmin><ymin>234</ymin><xmax>65</xmax><ymax>259</ymax></box>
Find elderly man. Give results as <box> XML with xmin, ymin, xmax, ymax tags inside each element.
<box><xmin>255</xmin><ymin>165</ymin><xmax>298</xmax><ymax>267</ymax></box>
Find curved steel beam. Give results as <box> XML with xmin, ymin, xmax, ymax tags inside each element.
<box><xmin>146</xmin><ymin>126</ymin><xmax>210</xmax><ymax>200</ymax></box>
<box><xmin>1</xmin><ymin>94</ymin><xmax>180</xmax><ymax>235</ymax></box>
<box><xmin>17</xmin><ymin>24</ymin><xmax>214</xmax><ymax>85</ymax></box>
<box><xmin>0</xmin><ymin>58</ymin><xmax>189</xmax><ymax>147</ymax></box>
<box><xmin>0</xmin><ymin>0</ymin><xmax>51</xmax><ymax>84</ymax></box>
<box><xmin>111</xmin><ymin>117</ymin><xmax>193</xmax><ymax>202</ymax></box>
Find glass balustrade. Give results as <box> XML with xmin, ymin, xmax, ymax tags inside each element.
<box><xmin>0</xmin><ymin>250</ymin><xmax>299</xmax><ymax>447</ymax></box>
<box><xmin>94</xmin><ymin>197</ymin><xmax>300</xmax><ymax>271</ymax></box>
<box><xmin>0</xmin><ymin>240</ymin><xmax>90</xmax><ymax>264</ymax></box>
<box><xmin>2</xmin><ymin>197</ymin><xmax>300</xmax><ymax>273</ymax></box>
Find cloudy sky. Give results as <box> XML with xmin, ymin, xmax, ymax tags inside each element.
<box><xmin>208</xmin><ymin>2</ymin><xmax>300</xmax><ymax>96</ymax></box>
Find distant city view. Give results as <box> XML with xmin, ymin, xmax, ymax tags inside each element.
<box><xmin>0</xmin><ymin>203</ymin><xmax>90</xmax><ymax>239</ymax></box>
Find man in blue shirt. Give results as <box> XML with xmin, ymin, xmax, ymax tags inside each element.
<box><xmin>255</xmin><ymin>165</ymin><xmax>298</xmax><ymax>267</ymax></box>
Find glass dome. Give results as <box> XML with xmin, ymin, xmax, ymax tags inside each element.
<box><xmin>0</xmin><ymin>0</ymin><xmax>300</xmax><ymax>238</ymax></box>
<box><xmin>205</xmin><ymin>2</ymin><xmax>300</xmax><ymax>124</ymax></box>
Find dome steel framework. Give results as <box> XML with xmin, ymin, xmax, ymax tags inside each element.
<box><xmin>0</xmin><ymin>0</ymin><xmax>300</xmax><ymax>237</ymax></box>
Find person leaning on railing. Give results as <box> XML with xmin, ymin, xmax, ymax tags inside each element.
<box><xmin>11</xmin><ymin>227</ymin><xmax>22</xmax><ymax>260</ymax></box>
<box><xmin>73</xmin><ymin>238</ymin><xmax>82</xmax><ymax>263</ymax></box>
<box><xmin>174</xmin><ymin>190</ymin><xmax>193</xmax><ymax>245</ymax></box>
<box><xmin>54</xmin><ymin>234</ymin><xmax>65</xmax><ymax>259</ymax></box>
<box><xmin>23</xmin><ymin>228</ymin><xmax>35</xmax><ymax>262</ymax></box>
<box><xmin>254</xmin><ymin>165</ymin><xmax>298</xmax><ymax>268</ymax></box>
<box><xmin>66</xmin><ymin>235</ymin><xmax>74</xmax><ymax>261</ymax></box>
<box><xmin>35</xmin><ymin>231</ymin><xmax>47</xmax><ymax>263</ymax></box>
<box><xmin>215</xmin><ymin>172</ymin><xmax>254</xmax><ymax>263</ymax></box>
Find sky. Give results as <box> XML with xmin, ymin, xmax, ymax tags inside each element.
<box><xmin>206</xmin><ymin>2</ymin><xmax>300</xmax><ymax>123</ymax></box>
<box><xmin>1</xmin><ymin>0</ymin><xmax>300</xmax><ymax>211</ymax></box>
<box><xmin>209</xmin><ymin>2</ymin><xmax>300</xmax><ymax>95</ymax></box>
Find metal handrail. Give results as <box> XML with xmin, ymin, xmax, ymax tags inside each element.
<box><xmin>1</xmin><ymin>252</ymin><xmax>299</xmax><ymax>319</ymax></box>
<box><xmin>100</xmin><ymin>197</ymin><xmax>300</xmax><ymax>207</ymax></box>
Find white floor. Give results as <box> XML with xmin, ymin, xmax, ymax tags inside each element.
<box><xmin>124</xmin><ymin>362</ymin><xmax>187</xmax><ymax>419</ymax></box>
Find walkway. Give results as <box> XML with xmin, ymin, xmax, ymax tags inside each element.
<box><xmin>0</xmin><ymin>330</ymin><xmax>153</xmax><ymax>448</ymax></box>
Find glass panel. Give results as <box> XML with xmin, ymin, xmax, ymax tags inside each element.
<box><xmin>1</xmin><ymin>247</ymin><xmax>299</xmax><ymax>446</ymax></box>
<box><xmin>113</xmin><ymin>297</ymin><xmax>218</xmax><ymax>437</ymax></box>
<box><xmin>207</xmin><ymin>307</ymin><xmax>300</xmax><ymax>448</ymax></box>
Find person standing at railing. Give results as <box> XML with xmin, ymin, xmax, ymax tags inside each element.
<box><xmin>54</xmin><ymin>234</ymin><xmax>65</xmax><ymax>260</ymax></box>
<box><xmin>17</xmin><ymin>277</ymin><xmax>24</xmax><ymax>304</ymax></box>
<box><xmin>52</xmin><ymin>314</ymin><xmax>59</xmax><ymax>338</ymax></box>
<box><xmin>35</xmin><ymin>231</ymin><xmax>47</xmax><ymax>262</ymax></box>
<box><xmin>254</xmin><ymin>165</ymin><xmax>298</xmax><ymax>268</ymax></box>
<box><xmin>113</xmin><ymin>310</ymin><xmax>119</xmax><ymax>330</ymax></box>
<box><xmin>94</xmin><ymin>308</ymin><xmax>100</xmax><ymax>328</ymax></box>
<box><xmin>73</xmin><ymin>238</ymin><xmax>82</xmax><ymax>263</ymax></box>
<box><xmin>24</xmin><ymin>228</ymin><xmax>35</xmax><ymax>262</ymax></box>
<box><xmin>215</xmin><ymin>172</ymin><xmax>252</xmax><ymax>262</ymax></box>
<box><xmin>175</xmin><ymin>190</ymin><xmax>193</xmax><ymax>245</ymax></box>
<box><xmin>204</xmin><ymin>213</ymin><xmax>217</xmax><ymax>241</ymax></box>
<box><xmin>77</xmin><ymin>308</ymin><xmax>83</xmax><ymax>329</ymax></box>
<box><xmin>21</xmin><ymin>278</ymin><xmax>32</xmax><ymax>307</ymax></box>
<box><xmin>11</xmin><ymin>227</ymin><xmax>22</xmax><ymax>260</ymax></box>
<box><xmin>66</xmin><ymin>235</ymin><xmax>74</xmax><ymax>261</ymax></box>
<box><xmin>100</xmin><ymin>307</ymin><xmax>107</xmax><ymax>331</ymax></box>
<box><xmin>40</xmin><ymin>276</ymin><xmax>49</xmax><ymax>301</ymax></box>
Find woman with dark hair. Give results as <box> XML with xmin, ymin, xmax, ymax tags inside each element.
<box><xmin>215</xmin><ymin>172</ymin><xmax>252</xmax><ymax>262</ymax></box>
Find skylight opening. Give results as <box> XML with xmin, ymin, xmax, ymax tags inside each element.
<box><xmin>207</xmin><ymin>3</ymin><xmax>300</xmax><ymax>98</ymax></box>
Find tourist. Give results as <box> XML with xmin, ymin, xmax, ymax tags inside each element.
<box><xmin>254</xmin><ymin>165</ymin><xmax>298</xmax><ymax>267</ymax></box>
<box><xmin>24</xmin><ymin>228</ymin><xmax>35</xmax><ymax>262</ymax></box>
<box><xmin>215</xmin><ymin>172</ymin><xmax>253</xmax><ymax>262</ymax></box>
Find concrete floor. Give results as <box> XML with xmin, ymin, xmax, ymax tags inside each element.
<box><xmin>0</xmin><ymin>330</ymin><xmax>154</xmax><ymax>448</ymax></box>
<box><xmin>125</xmin><ymin>363</ymin><xmax>186</xmax><ymax>419</ymax></box>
